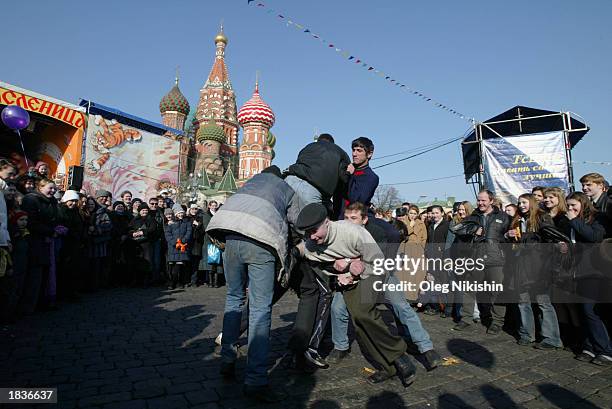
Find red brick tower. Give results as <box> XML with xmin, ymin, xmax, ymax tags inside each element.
<box><xmin>194</xmin><ymin>26</ymin><xmax>239</xmax><ymax>183</ymax></box>
<box><xmin>237</xmin><ymin>80</ymin><xmax>275</xmax><ymax>181</ymax></box>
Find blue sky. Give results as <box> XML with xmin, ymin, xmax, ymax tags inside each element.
<box><xmin>3</xmin><ymin>0</ymin><xmax>611</xmax><ymax>202</ymax></box>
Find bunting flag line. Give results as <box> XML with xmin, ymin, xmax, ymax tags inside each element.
<box><xmin>248</xmin><ymin>1</ymin><xmax>472</xmax><ymax>122</ymax></box>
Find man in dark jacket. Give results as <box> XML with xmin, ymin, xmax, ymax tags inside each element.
<box><xmin>147</xmin><ymin>197</ymin><xmax>165</xmax><ymax>285</ymax></box>
<box><xmin>425</xmin><ymin>205</ymin><xmax>451</xmax><ymax>316</ymax></box>
<box><xmin>206</xmin><ymin>166</ymin><xmax>297</xmax><ymax>403</ymax></box>
<box><xmin>337</xmin><ymin>137</ymin><xmax>379</xmax><ymax>219</ymax></box>
<box><xmin>580</xmin><ymin>173</ymin><xmax>611</xmax><ymax>238</ymax></box>
<box><xmin>285</xmin><ymin>133</ymin><xmax>351</xmax><ymax>215</ymax></box>
<box><xmin>461</xmin><ymin>190</ymin><xmax>510</xmax><ymax>335</ymax></box>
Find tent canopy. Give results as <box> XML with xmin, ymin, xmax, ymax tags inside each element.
<box><xmin>462</xmin><ymin>106</ymin><xmax>588</xmax><ymax>181</ymax></box>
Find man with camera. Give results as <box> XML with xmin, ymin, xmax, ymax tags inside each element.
<box><xmin>460</xmin><ymin>190</ymin><xmax>510</xmax><ymax>335</ymax></box>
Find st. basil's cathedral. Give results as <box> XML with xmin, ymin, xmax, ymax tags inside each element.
<box><xmin>158</xmin><ymin>27</ymin><xmax>277</xmax><ymax>202</ymax></box>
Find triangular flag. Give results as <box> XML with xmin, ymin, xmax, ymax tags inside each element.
<box><xmin>348</xmin><ymin>56</ymin><xmax>354</xmax><ymax>60</ymax></box>
<box><xmin>295</xmin><ymin>23</ymin><xmax>304</xmax><ymax>29</ymax></box>
<box><xmin>368</xmin><ymin>67</ymin><xmax>374</xmax><ymax>70</ymax></box>
<box><xmin>304</xmin><ymin>29</ymin><xmax>311</xmax><ymax>33</ymax></box>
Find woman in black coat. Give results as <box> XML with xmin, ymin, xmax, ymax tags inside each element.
<box><xmin>164</xmin><ymin>204</ymin><xmax>192</xmax><ymax>289</ymax></box>
<box><xmin>19</xmin><ymin>178</ymin><xmax>58</xmax><ymax>313</ymax></box>
<box><xmin>127</xmin><ymin>204</ymin><xmax>158</xmax><ymax>287</ymax></box>
<box><xmin>507</xmin><ymin>193</ymin><xmax>561</xmax><ymax>349</ymax></box>
<box><xmin>563</xmin><ymin>192</ymin><xmax>611</xmax><ymax>365</ymax></box>
<box><xmin>186</xmin><ymin>205</ymin><xmax>205</xmax><ymax>286</ymax></box>
<box><xmin>110</xmin><ymin>201</ymin><xmax>132</xmax><ymax>286</ymax></box>
<box><xmin>57</xmin><ymin>190</ymin><xmax>85</xmax><ymax>300</ymax></box>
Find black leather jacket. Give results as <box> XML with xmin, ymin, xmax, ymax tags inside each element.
<box><xmin>463</xmin><ymin>206</ymin><xmax>510</xmax><ymax>267</ymax></box>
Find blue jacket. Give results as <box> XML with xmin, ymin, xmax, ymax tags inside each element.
<box><xmin>164</xmin><ymin>218</ymin><xmax>192</xmax><ymax>262</ymax></box>
<box><xmin>339</xmin><ymin>165</ymin><xmax>379</xmax><ymax>219</ymax></box>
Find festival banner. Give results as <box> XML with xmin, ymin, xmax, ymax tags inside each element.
<box><xmin>482</xmin><ymin>131</ymin><xmax>569</xmax><ymax>204</ymax></box>
<box><xmin>83</xmin><ymin>114</ymin><xmax>181</xmax><ymax>199</ymax></box>
<box><xmin>0</xmin><ymin>86</ymin><xmax>85</xmax><ymax>129</ymax></box>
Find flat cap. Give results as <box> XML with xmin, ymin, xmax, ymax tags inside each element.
<box><xmin>296</xmin><ymin>203</ymin><xmax>328</xmax><ymax>231</ymax></box>
<box><xmin>95</xmin><ymin>189</ymin><xmax>112</xmax><ymax>198</ymax></box>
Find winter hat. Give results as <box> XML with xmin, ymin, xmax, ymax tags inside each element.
<box><xmin>164</xmin><ymin>208</ymin><xmax>173</xmax><ymax>216</ymax></box>
<box><xmin>138</xmin><ymin>203</ymin><xmax>150</xmax><ymax>212</ymax></box>
<box><xmin>35</xmin><ymin>161</ymin><xmax>49</xmax><ymax>171</ymax></box>
<box><xmin>95</xmin><ymin>189</ymin><xmax>112</xmax><ymax>198</ymax></box>
<box><xmin>189</xmin><ymin>203</ymin><xmax>199</xmax><ymax>209</ymax></box>
<box><xmin>261</xmin><ymin>165</ymin><xmax>282</xmax><ymax>178</ymax></box>
<box><xmin>61</xmin><ymin>190</ymin><xmax>80</xmax><ymax>203</ymax></box>
<box><xmin>172</xmin><ymin>203</ymin><xmax>184</xmax><ymax>215</ymax></box>
<box><xmin>112</xmin><ymin>201</ymin><xmax>125</xmax><ymax>210</ymax></box>
<box><xmin>10</xmin><ymin>210</ymin><xmax>28</xmax><ymax>225</ymax></box>
<box><xmin>296</xmin><ymin>203</ymin><xmax>328</xmax><ymax>231</ymax></box>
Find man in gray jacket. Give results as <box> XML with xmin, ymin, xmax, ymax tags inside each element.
<box><xmin>206</xmin><ymin>166</ymin><xmax>297</xmax><ymax>403</ymax></box>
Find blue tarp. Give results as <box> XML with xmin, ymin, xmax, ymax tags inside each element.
<box><xmin>79</xmin><ymin>99</ymin><xmax>184</xmax><ymax>137</ymax></box>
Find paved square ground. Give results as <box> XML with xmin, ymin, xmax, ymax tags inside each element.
<box><xmin>1</xmin><ymin>286</ymin><xmax>610</xmax><ymax>408</ymax></box>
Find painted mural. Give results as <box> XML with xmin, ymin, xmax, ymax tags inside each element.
<box><xmin>83</xmin><ymin>114</ymin><xmax>180</xmax><ymax>199</ymax></box>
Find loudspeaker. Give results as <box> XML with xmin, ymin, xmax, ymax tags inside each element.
<box><xmin>67</xmin><ymin>165</ymin><xmax>84</xmax><ymax>190</ymax></box>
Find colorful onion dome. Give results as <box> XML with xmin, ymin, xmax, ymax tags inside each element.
<box><xmin>266</xmin><ymin>131</ymin><xmax>276</xmax><ymax>148</ymax></box>
<box><xmin>237</xmin><ymin>84</ymin><xmax>275</xmax><ymax>128</ymax></box>
<box><xmin>197</xmin><ymin>117</ymin><xmax>226</xmax><ymax>144</ymax></box>
<box><xmin>159</xmin><ymin>79</ymin><xmax>190</xmax><ymax>115</ymax></box>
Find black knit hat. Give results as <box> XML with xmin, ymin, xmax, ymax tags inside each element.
<box><xmin>296</xmin><ymin>203</ymin><xmax>328</xmax><ymax>231</ymax></box>
<box><xmin>261</xmin><ymin>165</ymin><xmax>282</xmax><ymax>178</ymax></box>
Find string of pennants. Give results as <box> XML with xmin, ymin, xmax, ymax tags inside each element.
<box><xmin>247</xmin><ymin>0</ymin><xmax>473</xmax><ymax>122</ymax></box>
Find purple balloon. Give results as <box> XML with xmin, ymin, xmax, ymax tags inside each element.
<box><xmin>1</xmin><ymin>105</ymin><xmax>30</xmax><ymax>131</ymax></box>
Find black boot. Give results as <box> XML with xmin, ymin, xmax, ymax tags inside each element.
<box><xmin>212</xmin><ymin>272</ymin><xmax>220</xmax><ymax>288</ymax></box>
<box><xmin>393</xmin><ymin>354</ymin><xmax>417</xmax><ymax>387</ymax></box>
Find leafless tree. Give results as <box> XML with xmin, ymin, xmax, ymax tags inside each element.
<box><xmin>372</xmin><ymin>185</ymin><xmax>402</xmax><ymax>211</ymax></box>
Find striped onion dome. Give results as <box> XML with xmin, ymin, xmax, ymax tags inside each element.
<box><xmin>159</xmin><ymin>79</ymin><xmax>190</xmax><ymax>115</ymax></box>
<box><xmin>237</xmin><ymin>83</ymin><xmax>275</xmax><ymax>128</ymax></box>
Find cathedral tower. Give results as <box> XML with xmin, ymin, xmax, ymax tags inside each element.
<box><xmin>194</xmin><ymin>26</ymin><xmax>239</xmax><ymax>182</ymax></box>
<box><xmin>237</xmin><ymin>80</ymin><xmax>275</xmax><ymax>180</ymax></box>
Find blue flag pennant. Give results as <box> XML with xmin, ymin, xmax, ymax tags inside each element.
<box><xmin>248</xmin><ymin>1</ymin><xmax>470</xmax><ymax>122</ymax></box>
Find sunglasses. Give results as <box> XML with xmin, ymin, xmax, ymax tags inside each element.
<box><xmin>149</xmin><ymin>202</ymin><xmax>158</xmax><ymax>206</ymax></box>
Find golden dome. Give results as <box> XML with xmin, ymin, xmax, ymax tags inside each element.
<box><xmin>215</xmin><ymin>32</ymin><xmax>228</xmax><ymax>45</ymax></box>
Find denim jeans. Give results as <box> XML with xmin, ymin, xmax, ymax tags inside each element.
<box><xmin>221</xmin><ymin>239</ymin><xmax>276</xmax><ymax>386</ymax></box>
<box><xmin>151</xmin><ymin>239</ymin><xmax>162</xmax><ymax>282</ymax></box>
<box><xmin>331</xmin><ymin>274</ymin><xmax>434</xmax><ymax>353</ymax></box>
<box><xmin>577</xmin><ymin>278</ymin><xmax>612</xmax><ymax>356</ymax></box>
<box><xmin>518</xmin><ymin>292</ymin><xmax>562</xmax><ymax>347</ymax></box>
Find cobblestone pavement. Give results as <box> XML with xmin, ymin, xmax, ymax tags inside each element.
<box><xmin>1</xmin><ymin>286</ymin><xmax>611</xmax><ymax>409</ymax></box>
